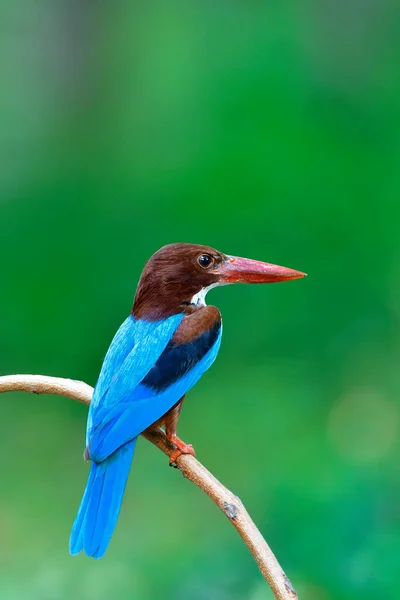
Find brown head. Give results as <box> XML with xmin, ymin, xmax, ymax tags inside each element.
<box><xmin>132</xmin><ymin>243</ymin><xmax>306</xmax><ymax>321</ymax></box>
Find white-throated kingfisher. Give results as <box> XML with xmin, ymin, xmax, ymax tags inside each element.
<box><xmin>70</xmin><ymin>243</ymin><xmax>306</xmax><ymax>558</ymax></box>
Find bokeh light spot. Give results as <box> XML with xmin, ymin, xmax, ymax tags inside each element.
<box><xmin>328</xmin><ymin>388</ymin><xmax>399</xmax><ymax>464</ymax></box>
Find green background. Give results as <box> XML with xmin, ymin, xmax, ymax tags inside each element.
<box><xmin>1</xmin><ymin>2</ymin><xmax>399</xmax><ymax>599</ymax></box>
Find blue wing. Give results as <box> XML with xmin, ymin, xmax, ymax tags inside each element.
<box><xmin>89</xmin><ymin>324</ymin><xmax>222</xmax><ymax>461</ymax></box>
<box><xmin>86</xmin><ymin>313</ymin><xmax>183</xmax><ymax>445</ymax></box>
<box><xmin>89</xmin><ymin>320</ymin><xmax>222</xmax><ymax>462</ymax></box>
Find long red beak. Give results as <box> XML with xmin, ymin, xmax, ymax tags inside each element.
<box><xmin>218</xmin><ymin>255</ymin><xmax>307</xmax><ymax>284</ymax></box>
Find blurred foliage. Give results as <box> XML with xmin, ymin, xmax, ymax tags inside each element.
<box><xmin>1</xmin><ymin>1</ymin><xmax>400</xmax><ymax>599</ymax></box>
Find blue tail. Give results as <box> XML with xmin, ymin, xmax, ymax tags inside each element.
<box><xmin>69</xmin><ymin>438</ymin><xmax>136</xmax><ymax>559</ymax></box>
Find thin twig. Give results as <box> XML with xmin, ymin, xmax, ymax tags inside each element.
<box><xmin>0</xmin><ymin>374</ymin><xmax>298</xmax><ymax>600</ymax></box>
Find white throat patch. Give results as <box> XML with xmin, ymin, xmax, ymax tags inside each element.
<box><xmin>190</xmin><ymin>283</ymin><xmax>223</xmax><ymax>306</ymax></box>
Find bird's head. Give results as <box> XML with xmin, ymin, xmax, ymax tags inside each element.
<box><xmin>132</xmin><ymin>243</ymin><xmax>306</xmax><ymax>320</ymax></box>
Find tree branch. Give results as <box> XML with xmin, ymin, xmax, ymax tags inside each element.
<box><xmin>0</xmin><ymin>374</ymin><xmax>298</xmax><ymax>600</ymax></box>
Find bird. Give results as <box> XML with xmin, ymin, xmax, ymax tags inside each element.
<box><xmin>70</xmin><ymin>242</ymin><xmax>306</xmax><ymax>559</ymax></box>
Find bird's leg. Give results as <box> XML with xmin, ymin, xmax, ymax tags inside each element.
<box><xmin>167</xmin><ymin>436</ymin><xmax>195</xmax><ymax>467</ymax></box>
<box><xmin>164</xmin><ymin>396</ymin><xmax>195</xmax><ymax>466</ymax></box>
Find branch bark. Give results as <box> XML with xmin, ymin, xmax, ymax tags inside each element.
<box><xmin>0</xmin><ymin>373</ymin><xmax>298</xmax><ymax>600</ymax></box>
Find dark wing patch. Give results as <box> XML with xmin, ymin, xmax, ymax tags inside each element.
<box><xmin>141</xmin><ymin>316</ymin><xmax>221</xmax><ymax>393</ymax></box>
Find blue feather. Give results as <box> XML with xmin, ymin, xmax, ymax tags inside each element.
<box><xmin>89</xmin><ymin>326</ymin><xmax>222</xmax><ymax>462</ymax></box>
<box><xmin>87</xmin><ymin>315</ymin><xmax>183</xmax><ymax>443</ymax></box>
<box><xmin>71</xmin><ymin>314</ymin><xmax>183</xmax><ymax>558</ymax></box>
<box><xmin>71</xmin><ymin>312</ymin><xmax>222</xmax><ymax>558</ymax></box>
<box><xmin>70</xmin><ymin>439</ymin><xmax>136</xmax><ymax>559</ymax></box>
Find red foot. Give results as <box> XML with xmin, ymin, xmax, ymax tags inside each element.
<box><xmin>167</xmin><ymin>434</ymin><xmax>195</xmax><ymax>466</ymax></box>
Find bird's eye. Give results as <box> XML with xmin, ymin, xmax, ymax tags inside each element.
<box><xmin>197</xmin><ymin>254</ymin><xmax>214</xmax><ymax>269</ymax></box>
